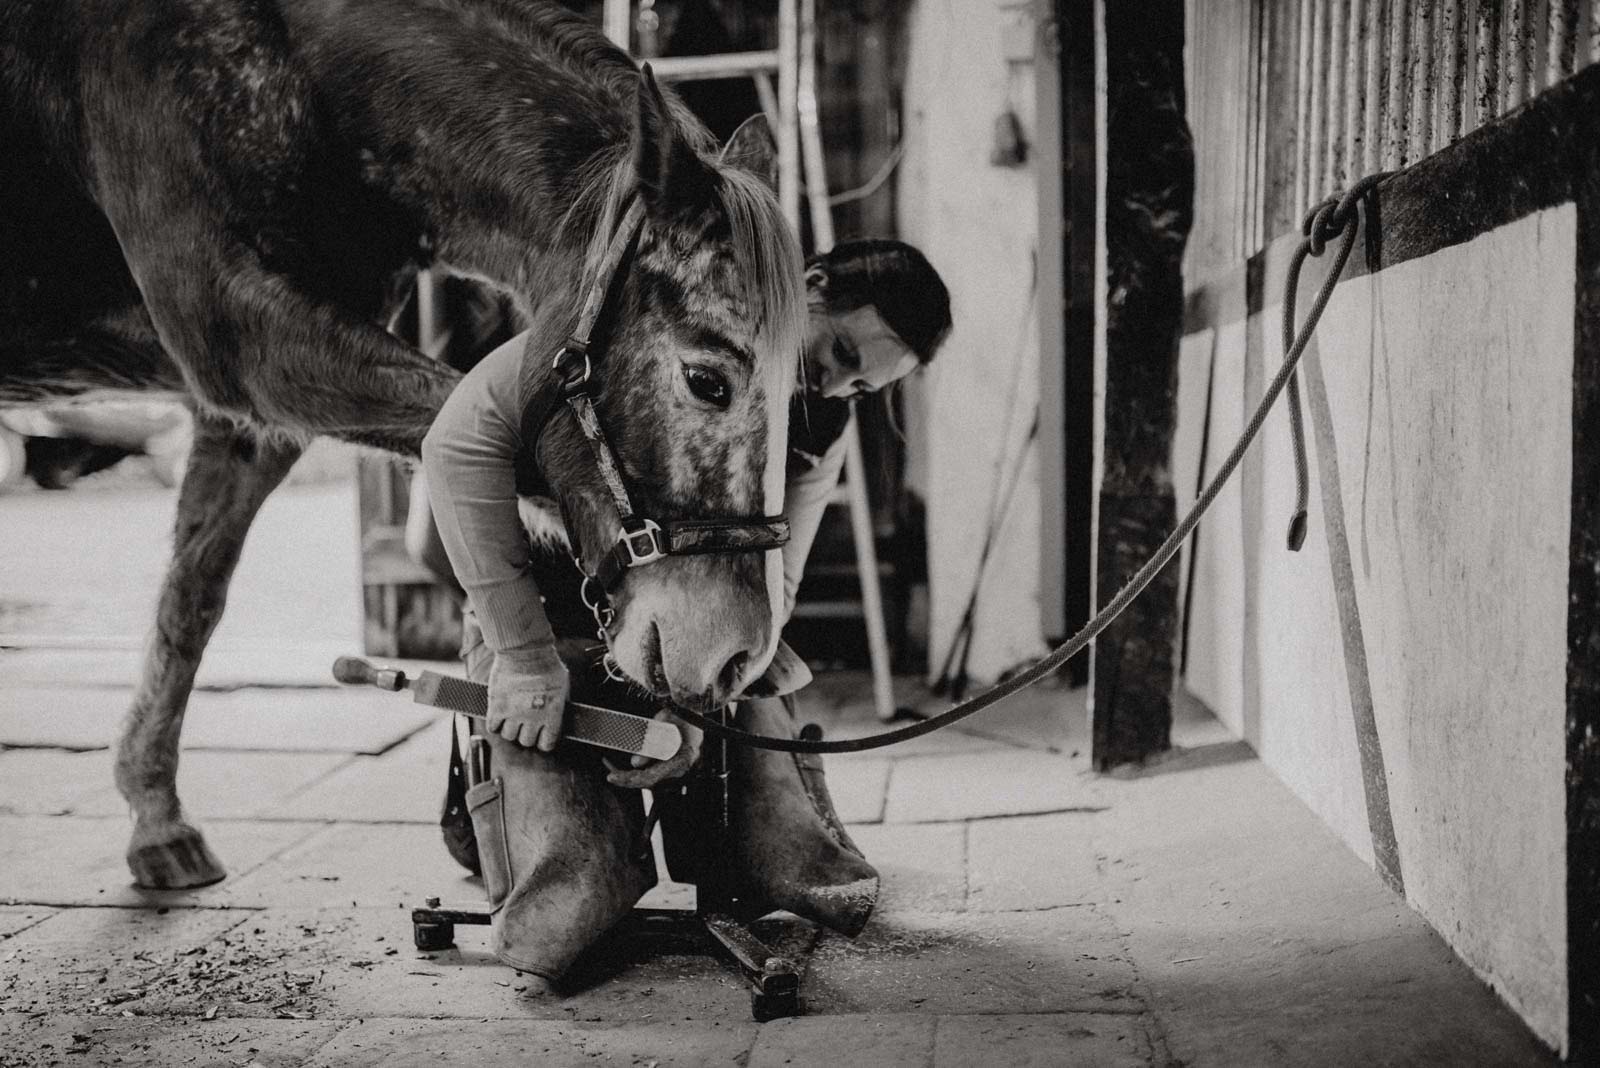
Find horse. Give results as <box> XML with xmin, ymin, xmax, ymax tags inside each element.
<box><xmin>0</xmin><ymin>0</ymin><xmax>806</xmax><ymax>890</ymax></box>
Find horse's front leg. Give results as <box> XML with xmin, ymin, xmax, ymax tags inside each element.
<box><xmin>114</xmin><ymin>417</ymin><xmax>302</xmax><ymax>888</ymax></box>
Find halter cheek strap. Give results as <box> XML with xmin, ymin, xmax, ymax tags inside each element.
<box><xmin>518</xmin><ymin>196</ymin><xmax>790</xmax><ymax>602</ymax></box>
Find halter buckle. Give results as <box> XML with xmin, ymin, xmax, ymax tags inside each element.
<box><xmin>618</xmin><ymin>517</ymin><xmax>666</xmax><ymax>568</ymax></box>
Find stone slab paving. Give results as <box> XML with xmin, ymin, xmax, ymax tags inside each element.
<box><xmin>931</xmin><ymin>682</ymin><xmax>1088</xmax><ymax>756</ymax></box>
<box><xmin>0</xmin><ymin>686</ymin><xmax>435</xmax><ymax>753</ymax></box>
<box><xmin>266</xmin><ymin>751</ymin><xmax>445</xmax><ymax>824</ymax></box>
<box><xmin>220</xmin><ymin>824</ymin><xmax>483</xmax><ymax>910</ymax></box>
<box><xmin>747</xmin><ymin>1014</ymin><xmax>936</xmax><ymax>1067</ymax></box>
<box><xmin>0</xmin><ymin>906</ymin><xmax>250</xmax><ymax>1015</ymax></box>
<box><xmin>801</xmin><ymin>908</ymin><xmax>1143</xmax><ymax>1018</ymax></box>
<box><xmin>749</xmin><ymin>1012</ymin><xmax>1155</xmax><ymax>1068</ymax></box>
<box><xmin>930</xmin><ymin>1012</ymin><xmax>1155</xmax><ymax>1068</ymax></box>
<box><xmin>302</xmin><ymin>1017</ymin><xmax>758</xmax><ymax>1067</ymax></box>
<box><xmin>965</xmin><ymin>810</ymin><xmax>1104</xmax><ymax>912</ymax></box>
<box><xmin>0</xmin><ymin>664</ymin><xmax>1562</xmax><ymax>1064</ymax></box>
<box><xmin>1088</xmin><ymin>758</ymin><xmax>1558</xmax><ymax>1067</ymax></box>
<box><xmin>0</xmin><ymin>644</ymin><xmax>452</xmax><ymax>691</ymax></box>
<box><xmin>792</xmin><ymin>673</ymin><xmax>1011</xmax><ymax>758</ymax></box>
<box><xmin>130</xmin><ymin>906</ymin><xmax>814</xmax><ymax>1025</ymax></box>
<box><xmin>0</xmin><ymin>906</ymin><xmax>56</xmax><ymax>940</ymax></box>
<box><xmin>842</xmin><ymin>823</ymin><xmax>967</xmax><ymax>913</ymax></box>
<box><xmin>882</xmin><ymin>749</ymin><xmax>1108</xmax><ymax>824</ymax></box>
<box><xmin>0</xmin><ymin>747</ymin><xmax>112</xmax><ymax>815</ymax></box>
<box><xmin>71</xmin><ymin>751</ymin><xmax>351</xmax><ymax>820</ymax></box>
<box><xmin>0</xmin><ymin>1013</ymin><xmax>345</xmax><ymax>1068</ymax></box>
<box><xmin>817</xmin><ymin>755</ymin><xmax>891</xmax><ymax>824</ymax></box>
<box><xmin>264</xmin><ymin>716</ymin><xmax>455</xmax><ymax>824</ymax></box>
<box><xmin>0</xmin><ymin>815</ymin><xmax>322</xmax><ymax>907</ymax></box>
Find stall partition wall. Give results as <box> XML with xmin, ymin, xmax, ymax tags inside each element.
<box><xmin>1178</xmin><ymin>16</ymin><xmax>1600</xmax><ymax>1059</ymax></box>
<box><xmin>1186</xmin><ymin>0</ymin><xmax>1600</xmax><ymax>279</ymax></box>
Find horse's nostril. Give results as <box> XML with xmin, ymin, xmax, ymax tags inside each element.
<box><xmin>717</xmin><ymin>651</ymin><xmax>750</xmax><ymax>698</ymax></box>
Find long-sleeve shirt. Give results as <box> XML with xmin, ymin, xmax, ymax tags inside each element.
<box><xmin>421</xmin><ymin>331</ymin><xmax>849</xmax><ymax>654</ymax></box>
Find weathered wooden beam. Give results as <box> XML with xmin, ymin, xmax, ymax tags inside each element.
<box><xmin>1091</xmin><ymin>0</ymin><xmax>1194</xmax><ymax>769</ymax></box>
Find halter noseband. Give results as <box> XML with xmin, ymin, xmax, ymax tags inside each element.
<box><xmin>522</xmin><ymin>196</ymin><xmax>791</xmax><ymax>634</ymax></box>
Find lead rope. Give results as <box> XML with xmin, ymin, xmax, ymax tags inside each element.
<box><xmin>667</xmin><ymin>172</ymin><xmax>1392</xmax><ymax>755</ymax></box>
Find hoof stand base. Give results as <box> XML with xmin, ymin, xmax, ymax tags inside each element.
<box><xmin>408</xmin><ymin>900</ymin><xmax>809</xmax><ymax>1020</ymax></box>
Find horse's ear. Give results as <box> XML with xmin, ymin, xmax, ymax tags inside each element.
<box><xmin>634</xmin><ymin>64</ymin><xmax>715</xmax><ymax>216</ymax></box>
<box><xmin>720</xmin><ymin>114</ymin><xmax>779</xmax><ymax>193</ymax></box>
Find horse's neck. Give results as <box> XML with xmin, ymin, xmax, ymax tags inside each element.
<box><xmin>284</xmin><ymin>0</ymin><xmax>635</xmax><ymax>298</ymax></box>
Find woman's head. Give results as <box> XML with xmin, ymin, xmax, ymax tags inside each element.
<box><xmin>803</xmin><ymin>239</ymin><xmax>952</xmax><ymax>399</ymax></box>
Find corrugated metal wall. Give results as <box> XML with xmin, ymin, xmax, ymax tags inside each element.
<box><xmin>1185</xmin><ymin>0</ymin><xmax>1600</xmax><ymax>276</ymax></box>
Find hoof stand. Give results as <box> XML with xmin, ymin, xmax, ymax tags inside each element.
<box><xmin>408</xmin><ymin>901</ymin><xmax>808</xmax><ymax>1021</ymax></box>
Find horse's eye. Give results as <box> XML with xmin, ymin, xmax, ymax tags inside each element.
<box><xmin>684</xmin><ymin>366</ymin><xmax>732</xmax><ymax>409</ymax></box>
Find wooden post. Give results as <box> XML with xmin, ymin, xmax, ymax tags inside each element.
<box><xmin>1568</xmin><ymin>70</ymin><xmax>1600</xmax><ymax>1063</ymax></box>
<box><xmin>1091</xmin><ymin>0</ymin><xmax>1194</xmax><ymax>769</ymax></box>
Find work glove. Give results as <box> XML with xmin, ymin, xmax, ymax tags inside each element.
<box><xmin>487</xmin><ymin>643</ymin><xmax>571</xmax><ymax>750</ymax></box>
<box><xmin>604</xmin><ymin>709</ymin><xmax>704</xmax><ymax>789</ymax></box>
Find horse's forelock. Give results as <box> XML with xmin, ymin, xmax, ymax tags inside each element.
<box><xmin>706</xmin><ymin>165</ymin><xmax>800</xmax><ymax>661</ymax></box>
<box><xmin>709</xmin><ymin>166</ymin><xmax>806</xmax><ymax>382</ymax></box>
<box><xmin>563</xmin><ymin>155</ymin><xmax>805</xmax><ymax>375</ymax></box>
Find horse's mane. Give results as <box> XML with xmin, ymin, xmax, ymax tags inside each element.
<box><xmin>426</xmin><ymin>0</ymin><xmax>639</xmax><ymax>93</ymax></box>
<box><xmin>559</xmin><ymin>151</ymin><xmax>806</xmax><ymax>382</ymax></box>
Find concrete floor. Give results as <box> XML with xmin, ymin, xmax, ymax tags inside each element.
<box><xmin>0</xmin><ymin>478</ymin><xmax>1562</xmax><ymax>1066</ymax></box>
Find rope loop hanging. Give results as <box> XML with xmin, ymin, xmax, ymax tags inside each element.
<box><xmin>1282</xmin><ymin>171</ymin><xmax>1393</xmax><ymax>551</ymax></box>
<box><xmin>666</xmin><ymin>172</ymin><xmax>1394</xmax><ymax>755</ymax></box>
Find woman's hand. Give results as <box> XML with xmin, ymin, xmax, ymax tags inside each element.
<box><xmin>605</xmin><ymin>709</ymin><xmax>704</xmax><ymax>789</ymax></box>
<box><xmin>487</xmin><ymin>643</ymin><xmax>570</xmax><ymax>750</ymax></box>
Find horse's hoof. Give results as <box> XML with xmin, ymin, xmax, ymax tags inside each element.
<box><xmin>127</xmin><ymin>826</ymin><xmax>227</xmax><ymax>889</ymax></box>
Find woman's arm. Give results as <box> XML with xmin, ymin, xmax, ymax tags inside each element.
<box><xmin>421</xmin><ymin>333</ymin><xmax>558</xmax><ymax>653</ymax></box>
<box><xmin>422</xmin><ymin>333</ymin><xmax>571</xmax><ymax>750</ymax></box>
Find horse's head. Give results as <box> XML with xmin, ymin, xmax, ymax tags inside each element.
<box><xmin>535</xmin><ymin>70</ymin><xmax>803</xmax><ymax>712</ymax></box>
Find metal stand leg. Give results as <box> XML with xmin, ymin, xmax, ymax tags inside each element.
<box><xmin>692</xmin><ymin>705</ymin><xmax>805</xmax><ymax>1019</ymax></box>
<box><xmin>411</xmin><ymin>896</ymin><xmax>490</xmax><ymax>951</ymax></box>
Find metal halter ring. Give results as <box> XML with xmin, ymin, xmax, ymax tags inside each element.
<box><xmin>579</xmin><ymin>572</ymin><xmax>616</xmax><ymax>632</ymax></box>
<box><xmin>553</xmin><ymin>342</ymin><xmax>592</xmax><ymax>394</ymax></box>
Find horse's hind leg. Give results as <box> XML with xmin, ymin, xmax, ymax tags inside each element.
<box><xmin>114</xmin><ymin>416</ymin><xmax>302</xmax><ymax>888</ymax></box>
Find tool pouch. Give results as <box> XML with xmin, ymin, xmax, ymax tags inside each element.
<box><xmin>441</xmin><ymin>730</ymin><xmax>482</xmax><ymax>876</ymax></box>
<box><xmin>466</xmin><ymin>777</ymin><xmax>513</xmax><ymax>906</ymax></box>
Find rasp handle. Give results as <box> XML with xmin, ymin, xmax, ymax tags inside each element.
<box><xmin>332</xmin><ymin>656</ymin><xmax>407</xmax><ymax>691</ymax></box>
<box><xmin>332</xmin><ymin>658</ymin><xmax>680</xmax><ymax>761</ymax></box>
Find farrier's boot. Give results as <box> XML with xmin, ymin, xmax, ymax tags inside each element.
<box><xmin>666</xmin><ymin>695</ymin><xmax>879</xmax><ymax>936</ymax></box>
<box><xmin>467</xmin><ymin>734</ymin><xmax>656</xmax><ymax>982</ymax></box>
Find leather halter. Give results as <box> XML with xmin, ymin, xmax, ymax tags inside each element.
<box><xmin>518</xmin><ymin>196</ymin><xmax>791</xmax><ymax>613</ymax></box>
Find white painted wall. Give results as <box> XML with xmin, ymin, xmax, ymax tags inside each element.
<box><xmin>899</xmin><ymin>0</ymin><xmax>1048</xmax><ymax>684</ymax></box>
<box><xmin>1181</xmin><ymin>207</ymin><xmax>1575</xmax><ymax>1052</ymax></box>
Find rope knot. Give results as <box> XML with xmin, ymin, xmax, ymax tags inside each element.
<box><xmin>1300</xmin><ymin>171</ymin><xmax>1396</xmax><ymax>255</ymax></box>
<box><xmin>1303</xmin><ymin>201</ymin><xmax>1341</xmax><ymax>256</ymax></box>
